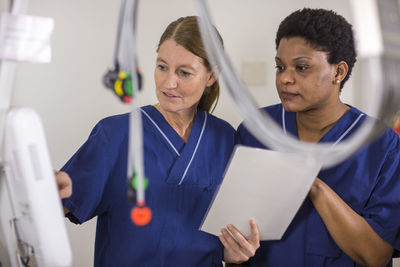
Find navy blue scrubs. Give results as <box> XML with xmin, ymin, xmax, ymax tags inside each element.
<box><xmin>238</xmin><ymin>104</ymin><xmax>400</xmax><ymax>267</ymax></box>
<box><xmin>62</xmin><ymin>105</ymin><xmax>236</xmax><ymax>267</ymax></box>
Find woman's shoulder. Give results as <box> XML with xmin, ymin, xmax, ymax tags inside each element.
<box><xmin>348</xmin><ymin>105</ymin><xmax>400</xmax><ymax>154</ymax></box>
<box><xmin>97</xmin><ymin>113</ymin><xmax>130</xmax><ymax>131</ymax></box>
<box><xmin>89</xmin><ymin>113</ymin><xmax>130</xmax><ymax>144</ymax></box>
<box><xmin>97</xmin><ymin>104</ymin><xmax>154</xmax><ymax>130</ymax></box>
<box><xmin>238</xmin><ymin>103</ymin><xmax>282</xmax><ymax>131</ymax></box>
<box><xmin>375</xmin><ymin>126</ymin><xmax>400</xmax><ymax>155</ymax></box>
<box><xmin>205</xmin><ymin>111</ymin><xmax>235</xmax><ymax>134</ymax></box>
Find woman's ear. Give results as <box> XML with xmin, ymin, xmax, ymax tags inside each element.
<box><xmin>206</xmin><ymin>72</ymin><xmax>217</xmax><ymax>87</ymax></box>
<box><xmin>335</xmin><ymin>61</ymin><xmax>349</xmax><ymax>83</ymax></box>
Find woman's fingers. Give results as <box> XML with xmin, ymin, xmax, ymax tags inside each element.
<box><xmin>221</xmin><ymin>227</ymin><xmax>241</xmax><ymax>250</ymax></box>
<box><xmin>249</xmin><ymin>218</ymin><xmax>260</xmax><ymax>246</ymax></box>
<box><xmin>226</xmin><ymin>223</ymin><xmax>258</xmax><ymax>258</ymax></box>
<box><xmin>55</xmin><ymin>171</ymin><xmax>72</xmax><ymax>199</ymax></box>
<box><xmin>219</xmin><ymin>230</ymin><xmax>248</xmax><ymax>263</ymax></box>
<box><xmin>220</xmin><ymin>219</ymin><xmax>261</xmax><ymax>263</ymax></box>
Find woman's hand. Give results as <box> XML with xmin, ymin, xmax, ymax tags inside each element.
<box><xmin>220</xmin><ymin>219</ymin><xmax>260</xmax><ymax>264</ymax></box>
<box><xmin>55</xmin><ymin>171</ymin><xmax>72</xmax><ymax>199</ymax></box>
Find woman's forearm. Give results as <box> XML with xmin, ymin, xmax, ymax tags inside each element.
<box><xmin>309</xmin><ymin>178</ymin><xmax>393</xmax><ymax>267</ymax></box>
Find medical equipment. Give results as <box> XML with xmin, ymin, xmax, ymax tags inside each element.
<box><xmin>102</xmin><ymin>0</ymin><xmax>143</xmax><ymax>104</ymax></box>
<box><xmin>103</xmin><ymin>0</ymin><xmax>151</xmax><ymax>226</ymax></box>
<box><xmin>103</xmin><ymin>68</ymin><xmax>143</xmax><ymax>103</ymax></box>
<box><xmin>0</xmin><ymin>1</ymin><xmax>72</xmax><ymax>266</ymax></box>
<box><xmin>2</xmin><ymin>108</ymin><xmax>73</xmax><ymax>267</ymax></box>
<box><xmin>195</xmin><ymin>0</ymin><xmax>400</xmax><ymax>169</ymax></box>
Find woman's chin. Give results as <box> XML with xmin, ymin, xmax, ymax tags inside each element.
<box><xmin>281</xmin><ymin>101</ymin><xmax>301</xmax><ymax>113</ymax></box>
<box><xmin>158</xmin><ymin>102</ymin><xmax>180</xmax><ymax>113</ymax></box>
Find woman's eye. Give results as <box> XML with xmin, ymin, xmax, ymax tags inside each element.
<box><xmin>157</xmin><ymin>65</ymin><xmax>166</xmax><ymax>71</ymax></box>
<box><xmin>275</xmin><ymin>65</ymin><xmax>284</xmax><ymax>72</ymax></box>
<box><xmin>180</xmin><ymin>70</ymin><xmax>191</xmax><ymax>77</ymax></box>
<box><xmin>296</xmin><ymin>65</ymin><xmax>309</xmax><ymax>71</ymax></box>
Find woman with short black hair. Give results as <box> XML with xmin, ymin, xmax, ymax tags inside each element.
<box><xmin>238</xmin><ymin>8</ymin><xmax>400</xmax><ymax>267</ymax></box>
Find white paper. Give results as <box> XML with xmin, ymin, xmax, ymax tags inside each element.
<box><xmin>200</xmin><ymin>145</ymin><xmax>321</xmax><ymax>240</ymax></box>
<box><xmin>0</xmin><ymin>13</ymin><xmax>54</xmax><ymax>63</ymax></box>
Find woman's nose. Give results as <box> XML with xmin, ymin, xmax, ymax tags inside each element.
<box><xmin>279</xmin><ymin>69</ymin><xmax>295</xmax><ymax>85</ymax></box>
<box><xmin>164</xmin><ymin>72</ymin><xmax>178</xmax><ymax>89</ymax></box>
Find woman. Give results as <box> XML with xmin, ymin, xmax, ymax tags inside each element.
<box><xmin>56</xmin><ymin>16</ymin><xmax>259</xmax><ymax>266</ymax></box>
<box><xmin>237</xmin><ymin>8</ymin><xmax>400</xmax><ymax>267</ymax></box>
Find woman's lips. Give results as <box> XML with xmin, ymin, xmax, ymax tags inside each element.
<box><xmin>280</xmin><ymin>92</ymin><xmax>299</xmax><ymax>101</ymax></box>
<box><xmin>162</xmin><ymin>91</ymin><xmax>179</xmax><ymax>98</ymax></box>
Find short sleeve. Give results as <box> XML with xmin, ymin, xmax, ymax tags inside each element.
<box><xmin>61</xmin><ymin>121</ymin><xmax>116</xmax><ymax>224</ymax></box>
<box><xmin>362</xmin><ymin>141</ymin><xmax>400</xmax><ymax>254</ymax></box>
<box><xmin>236</xmin><ymin>105</ymin><xmax>281</xmax><ymax>148</ymax></box>
<box><xmin>236</xmin><ymin>123</ymin><xmax>265</xmax><ymax>148</ymax></box>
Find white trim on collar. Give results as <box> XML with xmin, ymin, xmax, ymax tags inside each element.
<box><xmin>281</xmin><ymin>106</ymin><xmax>365</xmax><ymax>145</ymax></box>
<box><xmin>140</xmin><ymin>108</ymin><xmax>180</xmax><ymax>156</ymax></box>
<box><xmin>179</xmin><ymin>112</ymin><xmax>208</xmax><ymax>185</ymax></box>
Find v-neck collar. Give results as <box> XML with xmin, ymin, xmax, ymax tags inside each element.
<box><xmin>141</xmin><ymin>106</ymin><xmax>185</xmax><ymax>154</ymax></box>
<box><xmin>141</xmin><ymin>105</ymin><xmax>208</xmax><ymax>185</ymax></box>
<box><xmin>281</xmin><ymin>104</ymin><xmax>365</xmax><ymax>144</ymax></box>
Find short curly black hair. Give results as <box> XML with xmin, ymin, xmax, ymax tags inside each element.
<box><xmin>275</xmin><ymin>8</ymin><xmax>357</xmax><ymax>90</ymax></box>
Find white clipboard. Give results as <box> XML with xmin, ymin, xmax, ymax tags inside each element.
<box><xmin>200</xmin><ymin>145</ymin><xmax>321</xmax><ymax>240</ymax></box>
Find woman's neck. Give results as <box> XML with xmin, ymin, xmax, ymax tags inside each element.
<box><xmin>296</xmin><ymin>101</ymin><xmax>350</xmax><ymax>143</ymax></box>
<box><xmin>155</xmin><ymin>103</ymin><xmax>197</xmax><ymax>143</ymax></box>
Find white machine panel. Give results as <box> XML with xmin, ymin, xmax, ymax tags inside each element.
<box><xmin>4</xmin><ymin>108</ymin><xmax>72</xmax><ymax>267</ymax></box>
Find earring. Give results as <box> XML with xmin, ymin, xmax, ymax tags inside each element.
<box><xmin>333</xmin><ymin>79</ymin><xmax>340</xmax><ymax>84</ymax></box>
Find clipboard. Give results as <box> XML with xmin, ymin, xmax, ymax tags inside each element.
<box><xmin>200</xmin><ymin>145</ymin><xmax>321</xmax><ymax>240</ymax></box>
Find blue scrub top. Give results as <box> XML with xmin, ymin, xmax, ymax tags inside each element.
<box><xmin>62</xmin><ymin>105</ymin><xmax>236</xmax><ymax>267</ymax></box>
<box><xmin>237</xmin><ymin>104</ymin><xmax>400</xmax><ymax>267</ymax></box>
